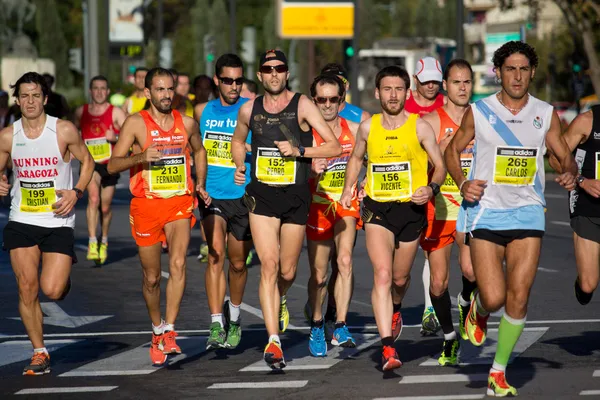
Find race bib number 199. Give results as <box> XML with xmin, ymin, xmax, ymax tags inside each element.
<box><xmin>370</xmin><ymin>162</ymin><xmax>411</xmax><ymax>201</ymax></box>
<box><xmin>19</xmin><ymin>181</ymin><xmax>56</xmax><ymax>213</ymax></box>
<box><xmin>149</xmin><ymin>156</ymin><xmax>187</xmax><ymax>192</ymax></box>
<box><xmin>493</xmin><ymin>146</ymin><xmax>538</xmax><ymax>186</ymax></box>
<box><xmin>255</xmin><ymin>147</ymin><xmax>296</xmax><ymax>185</ymax></box>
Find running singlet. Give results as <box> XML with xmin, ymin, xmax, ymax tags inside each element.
<box><xmin>127</xmin><ymin>95</ymin><xmax>147</xmax><ymax>114</ymax></box>
<box><xmin>129</xmin><ymin>110</ymin><xmax>194</xmax><ymax>199</ymax></box>
<box><xmin>249</xmin><ymin>93</ymin><xmax>312</xmax><ymax>186</ymax></box>
<box><xmin>470</xmin><ymin>94</ymin><xmax>552</xmax><ymax>209</ymax></box>
<box><xmin>310</xmin><ymin>117</ymin><xmax>355</xmax><ymax>203</ymax></box>
<box><xmin>80</xmin><ymin>104</ymin><xmax>119</xmax><ymax>164</ymax></box>
<box><xmin>339</xmin><ymin>102</ymin><xmax>364</xmax><ymax>124</ymax></box>
<box><xmin>405</xmin><ymin>91</ymin><xmax>444</xmax><ymax>116</ymax></box>
<box><xmin>570</xmin><ymin>104</ymin><xmax>600</xmax><ymax>217</ymax></box>
<box><xmin>364</xmin><ymin>113</ymin><xmax>428</xmax><ymax>202</ymax></box>
<box><xmin>9</xmin><ymin>116</ymin><xmax>75</xmax><ymax>228</ymax></box>
<box><xmin>434</xmin><ymin>108</ymin><xmax>473</xmax><ymax>221</ymax></box>
<box><xmin>201</xmin><ymin>98</ymin><xmax>251</xmax><ymax>199</ymax></box>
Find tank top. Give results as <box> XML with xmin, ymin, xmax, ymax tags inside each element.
<box><xmin>129</xmin><ymin>110</ymin><xmax>194</xmax><ymax>199</ymax></box>
<box><xmin>405</xmin><ymin>91</ymin><xmax>445</xmax><ymax>116</ymax></box>
<box><xmin>432</xmin><ymin>108</ymin><xmax>474</xmax><ymax>221</ymax></box>
<box><xmin>9</xmin><ymin>116</ymin><xmax>75</xmax><ymax>228</ymax></box>
<box><xmin>249</xmin><ymin>93</ymin><xmax>312</xmax><ymax>186</ymax></box>
<box><xmin>127</xmin><ymin>95</ymin><xmax>147</xmax><ymax>114</ymax></box>
<box><xmin>570</xmin><ymin>105</ymin><xmax>600</xmax><ymax>217</ymax></box>
<box><xmin>470</xmin><ymin>93</ymin><xmax>552</xmax><ymax>210</ymax></box>
<box><xmin>201</xmin><ymin>98</ymin><xmax>252</xmax><ymax>200</ymax></box>
<box><xmin>339</xmin><ymin>102</ymin><xmax>364</xmax><ymax>124</ymax></box>
<box><xmin>365</xmin><ymin>113</ymin><xmax>428</xmax><ymax>202</ymax></box>
<box><xmin>310</xmin><ymin>117</ymin><xmax>356</xmax><ymax>203</ymax></box>
<box><xmin>80</xmin><ymin>104</ymin><xmax>118</xmax><ymax>164</ymax></box>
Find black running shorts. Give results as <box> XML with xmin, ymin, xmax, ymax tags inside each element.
<box><xmin>3</xmin><ymin>221</ymin><xmax>77</xmax><ymax>261</ymax></box>
<box><xmin>362</xmin><ymin>196</ymin><xmax>426</xmax><ymax>244</ymax></box>
<box><xmin>469</xmin><ymin>228</ymin><xmax>544</xmax><ymax>247</ymax></box>
<box><xmin>199</xmin><ymin>197</ymin><xmax>252</xmax><ymax>242</ymax></box>
<box><xmin>243</xmin><ymin>181</ymin><xmax>311</xmax><ymax>225</ymax></box>
<box><xmin>571</xmin><ymin>215</ymin><xmax>600</xmax><ymax>243</ymax></box>
<box><xmin>94</xmin><ymin>163</ymin><xmax>120</xmax><ymax>188</ymax></box>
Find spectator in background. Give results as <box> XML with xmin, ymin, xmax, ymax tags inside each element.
<box><xmin>192</xmin><ymin>75</ymin><xmax>216</xmax><ymax>105</ymax></box>
<box><xmin>170</xmin><ymin>68</ymin><xmax>194</xmax><ymax>117</ymax></box>
<box><xmin>177</xmin><ymin>73</ymin><xmax>193</xmax><ymax>100</ymax></box>
<box><xmin>241</xmin><ymin>78</ymin><xmax>258</xmax><ymax>100</ymax></box>
<box><xmin>42</xmin><ymin>73</ymin><xmax>71</xmax><ymax>120</ymax></box>
<box><xmin>0</xmin><ymin>91</ymin><xmax>9</xmax><ymax>128</ymax></box>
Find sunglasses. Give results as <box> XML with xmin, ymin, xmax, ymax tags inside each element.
<box><xmin>314</xmin><ymin>96</ymin><xmax>341</xmax><ymax>104</ymax></box>
<box><xmin>259</xmin><ymin>65</ymin><xmax>288</xmax><ymax>74</ymax></box>
<box><xmin>218</xmin><ymin>77</ymin><xmax>244</xmax><ymax>86</ymax></box>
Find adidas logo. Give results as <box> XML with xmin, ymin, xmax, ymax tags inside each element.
<box><xmin>594</xmin><ymin>132</ymin><xmax>600</xmax><ymax>140</ymax></box>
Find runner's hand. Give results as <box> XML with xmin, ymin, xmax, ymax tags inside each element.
<box><xmin>312</xmin><ymin>158</ymin><xmax>327</xmax><ymax>174</ymax></box>
<box><xmin>234</xmin><ymin>165</ymin><xmax>246</xmax><ymax>185</ymax></box>
<box><xmin>274</xmin><ymin>140</ymin><xmax>298</xmax><ymax>157</ymax></box>
<box><xmin>143</xmin><ymin>142</ymin><xmax>161</xmax><ymax>162</ymax></box>
<box><xmin>461</xmin><ymin>179</ymin><xmax>487</xmax><ymax>203</ymax></box>
<box><xmin>52</xmin><ymin>189</ymin><xmax>78</xmax><ymax>216</ymax></box>
<box><xmin>196</xmin><ymin>184</ymin><xmax>212</xmax><ymax>206</ymax></box>
<box><xmin>106</xmin><ymin>125</ymin><xmax>118</xmax><ymax>142</ymax></box>
<box><xmin>340</xmin><ymin>190</ymin><xmax>353</xmax><ymax>209</ymax></box>
<box><xmin>0</xmin><ymin>175</ymin><xmax>11</xmax><ymax>196</ymax></box>
<box><xmin>412</xmin><ymin>186</ymin><xmax>433</xmax><ymax>205</ymax></box>
<box><xmin>556</xmin><ymin>172</ymin><xmax>576</xmax><ymax>191</ymax></box>
<box><xmin>357</xmin><ymin>179</ymin><xmax>367</xmax><ymax>202</ymax></box>
<box><xmin>579</xmin><ymin>178</ymin><xmax>600</xmax><ymax>198</ymax></box>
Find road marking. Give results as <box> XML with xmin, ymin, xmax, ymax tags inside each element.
<box><xmin>580</xmin><ymin>390</ymin><xmax>600</xmax><ymax>396</ymax></box>
<box><xmin>74</xmin><ymin>244</ymin><xmax>88</xmax><ymax>252</ymax></box>
<box><xmin>373</xmin><ymin>395</ymin><xmax>485</xmax><ymax>400</ymax></box>
<box><xmin>16</xmin><ymin>386</ymin><xmax>118</xmax><ymax>395</ymax></box>
<box><xmin>240</xmin><ymin>333</ymin><xmax>379</xmax><ymax>372</ymax></box>
<box><xmin>161</xmin><ymin>271</ymin><xmax>170</xmax><ymax>279</ymax></box>
<box><xmin>538</xmin><ymin>267</ymin><xmax>559</xmax><ymax>273</ymax></box>
<box><xmin>0</xmin><ymin>340</ymin><xmax>82</xmax><ymax>369</ymax></box>
<box><xmin>224</xmin><ymin>295</ymin><xmax>299</xmax><ymax>329</ymax></box>
<box><xmin>208</xmin><ymin>380</ymin><xmax>308</xmax><ymax>389</ymax></box>
<box><xmin>545</xmin><ymin>193</ymin><xmax>564</xmax><ymax>199</ymax></box>
<box><xmin>551</xmin><ymin>221</ymin><xmax>570</xmax><ymax>227</ymax></box>
<box><xmin>8</xmin><ymin>302</ymin><xmax>112</xmax><ymax>328</ymax></box>
<box><xmin>399</xmin><ymin>373</ymin><xmax>488</xmax><ymax>384</ymax></box>
<box><xmin>292</xmin><ymin>283</ymin><xmax>373</xmax><ymax>309</ymax></box>
<box><xmin>593</xmin><ymin>370</ymin><xmax>600</xmax><ymax>377</ymax></box>
<box><xmin>420</xmin><ymin>327</ymin><xmax>548</xmax><ymax>366</ymax></box>
<box><xmin>59</xmin><ymin>336</ymin><xmax>207</xmax><ymax>377</ymax></box>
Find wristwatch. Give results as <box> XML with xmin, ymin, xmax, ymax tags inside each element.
<box><xmin>73</xmin><ymin>188</ymin><xmax>83</xmax><ymax>199</ymax></box>
<box><xmin>298</xmin><ymin>145</ymin><xmax>306</xmax><ymax>157</ymax></box>
<box><xmin>429</xmin><ymin>182</ymin><xmax>441</xmax><ymax>196</ymax></box>
<box><xmin>577</xmin><ymin>175</ymin><xmax>585</xmax><ymax>186</ymax></box>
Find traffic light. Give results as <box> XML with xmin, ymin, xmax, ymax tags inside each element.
<box><xmin>342</xmin><ymin>39</ymin><xmax>354</xmax><ymax>74</ymax></box>
<box><xmin>68</xmin><ymin>48</ymin><xmax>83</xmax><ymax>73</ymax></box>
<box><xmin>128</xmin><ymin>65</ymin><xmax>136</xmax><ymax>74</ymax></box>
<box><xmin>203</xmin><ymin>34</ymin><xmax>216</xmax><ymax>63</ymax></box>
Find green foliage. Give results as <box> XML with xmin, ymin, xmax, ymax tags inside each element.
<box><xmin>210</xmin><ymin>0</ymin><xmax>230</xmax><ymax>57</ymax></box>
<box><xmin>191</xmin><ymin>0</ymin><xmax>210</xmax><ymax>75</ymax></box>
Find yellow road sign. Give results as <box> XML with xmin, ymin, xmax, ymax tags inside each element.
<box><xmin>278</xmin><ymin>0</ymin><xmax>355</xmax><ymax>39</ymax></box>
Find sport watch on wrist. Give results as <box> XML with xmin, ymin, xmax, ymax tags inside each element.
<box><xmin>298</xmin><ymin>145</ymin><xmax>306</xmax><ymax>157</ymax></box>
<box><xmin>429</xmin><ymin>182</ymin><xmax>440</xmax><ymax>196</ymax></box>
<box><xmin>73</xmin><ymin>188</ymin><xmax>83</xmax><ymax>199</ymax></box>
<box><xmin>577</xmin><ymin>175</ymin><xmax>585</xmax><ymax>186</ymax></box>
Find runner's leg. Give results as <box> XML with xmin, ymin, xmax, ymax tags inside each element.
<box><xmin>11</xmin><ymin>247</ymin><xmax>43</xmax><ymax>349</ymax></box>
<box><xmin>164</xmin><ymin>218</ymin><xmax>191</xmax><ymax>325</ymax></box>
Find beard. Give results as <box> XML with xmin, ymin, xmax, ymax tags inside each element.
<box><xmin>152</xmin><ymin>97</ymin><xmax>172</xmax><ymax>114</ymax></box>
<box><xmin>381</xmin><ymin>100</ymin><xmax>403</xmax><ymax>116</ymax></box>
<box><xmin>264</xmin><ymin>80</ymin><xmax>286</xmax><ymax>96</ymax></box>
<box><xmin>219</xmin><ymin>87</ymin><xmax>240</xmax><ymax>105</ymax></box>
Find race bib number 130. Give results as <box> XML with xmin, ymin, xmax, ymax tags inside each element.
<box><xmin>19</xmin><ymin>181</ymin><xmax>56</xmax><ymax>213</ymax></box>
<box><xmin>493</xmin><ymin>146</ymin><xmax>538</xmax><ymax>186</ymax></box>
<box><xmin>370</xmin><ymin>162</ymin><xmax>412</xmax><ymax>201</ymax></box>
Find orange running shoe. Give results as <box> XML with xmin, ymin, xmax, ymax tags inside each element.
<box><xmin>392</xmin><ymin>310</ymin><xmax>403</xmax><ymax>342</ymax></box>
<box><xmin>150</xmin><ymin>334</ymin><xmax>167</xmax><ymax>365</ymax></box>
<box><xmin>23</xmin><ymin>352</ymin><xmax>50</xmax><ymax>376</ymax></box>
<box><xmin>263</xmin><ymin>340</ymin><xmax>286</xmax><ymax>370</ymax></box>
<box><xmin>382</xmin><ymin>345</ymin><xmax>402</xmax><ymax>371</ymax></box>
<box><xmin>162</xmin><ymin>330</ymin><xmax>181</xmax><ymax>354</ymax></box>
<box><xmin>465</xmin><ymin>292</ymin><xmax>489</xmax><ymax>347</ymax></box>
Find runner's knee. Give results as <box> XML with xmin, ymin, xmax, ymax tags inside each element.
<box><xmin>229</xmin><ymin>259</ymin><xmax>246</xmax><ymax>274</ymax></box>
<box><xmin>207</xmin><ymin>247</ymin><xmax>226</xmax><ymax>267</ymax></box>
<box><xmin>100</xmin><ymin>203</ymin><xmax>112</xmax><ymax>215</ymax></box>
<box><xmin>169</xmin><ymin>256</ymin><xmax>186</xmax><ymax>278</ymax></box>
<box><xmin>430</xmin><ymin>273</ymin><xmax>448</xmax><ymax>297</ymax></box>
<box><xmin>260</xmin><ymin>257</ymin><xmax>279</xmax><ymax>281</ymax></box>
<box><xmin>336</xmin><ymin>252</ymin><xmax>352</xmax><ymax>276</ymax></box>
<box><xmin>579</xmin><ymin>274</ymin><xmax>598</xmax><ymax>293</ymax></box>
<box><xmin>143</xmin><ymin>271</ymin><xmax>161</xmax><ymax>289</ymax></box>
<box><xmin>17</xmin><ymin>278</ymin><xmax>39</xmax><ymax>303</ymax></box>
<box><xmin>88</xmin><ymin>193</ymin><xmax>100</xmax><ymax>208</ymax></box>
<box><xmin>480</xmin><ymin>290</ymin><xmax>505</xmax><ymax>312</ymax></box>
<box><xmin>40</xmin><ymin>281</ymin><xmax>66</xmax><ymax>300</ymax></box>
<box><xmin>373</xmin><ymin>268</ymin><xmax>392</xmax><ymax>288</ymax></box>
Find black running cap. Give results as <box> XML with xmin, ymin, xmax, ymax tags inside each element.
<box><xmin>259</xmin><ymin>49</ymin><xmax>288</xmax><ymax>67</ymax></box>
<box><xmin>321</xmin><ymin>63</ymin><xmax>348</xmax><ymax>79</ymax></box>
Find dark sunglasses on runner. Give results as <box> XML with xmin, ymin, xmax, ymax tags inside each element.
<box><xmin>259</xmin><ymin>65</ymin><xmax>288</xmax><ymax>74</ymax></box>
<box><xmin>314</xmin><ymin>96</ymin><xmax>341</xmax><ymax>104</ymax></box>
<box><xmin>218</xmin><ymin>77</ymin><xmax>244</xmax><ymax>86</ymax></box>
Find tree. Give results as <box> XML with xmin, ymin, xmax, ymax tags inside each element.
<box><xmin>191</xmin><ymin>0</ymin><xmax>210</xmax><ymax>75</ymax></box>
<box><xmin>34</xmin><ymin>0</ymin><xmax>72</xmax><ymax>87</ymax></box>
<box><xmin>210</xmin><ymin>0</ymin><xmax>230</xmax><ymax>57</ymax></box>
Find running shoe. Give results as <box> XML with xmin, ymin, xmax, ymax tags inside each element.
<box><xmin>420</xmin><ymin>306</ymin><xmax>441</xmax><ymax>336</ymax></box>
<box><xmin>206</xmin><ymin>322</ymin><xmax>226</xmax><ymax>350</ymax></box>
<box><xmin>22</xmin><ymin>352</ymin><xmax>50</xmax><ymax>376</ymax></box>
<box><xmin>279</xmin><ymin>297</ymin><xmax>289</xmax><ymax>332</ymax></box>
<box><xmin>223</xmin><ymin>300</ymin><xmax>242</xmax><ymax>349</ymax></box>
<box><xmin>392</xmin><ymin>309</ymin><xmax>403</xmax><ymax>342</ymax></box>
<box><xmin>150</xmin><ymin>334</ymin><xmax>166</xmax><ymax>365</ymax></box>
<box><xmin>245</xmin><ymin>249</ymin><xmax>256</xmax><ymax>266</ymax></box>
<box><xmin>487</xmin><ymin>371</ymin><xmax>517</xmax><ymax>397</ymax></box>
<box><xmin>331</xmin><ymin>324</ymin><xmax>356</xmax><ymax>348</ymax></box>
<box><xmin>263</xmin><ymin>340</ymin><xmax>286</xmax><ymax>369</ymax></box>
<box><xmin>381</xmin><ymin>345</ymin><xmax>402</xmax><ymax>371</ymax></box>
<box><xmin>86</xmin><ymin>241</ymin><xmax>99</xmax><ymax>260</ymax></box>
<box><xmin>97</xmin><ymin>243</ymin><xmax>108</xmax><ymax>265</ymax></box>
<box><xmin>438</xmin><ymin>338</ymin><xmax>460</xmax><ymax>366</ymax></box>
<box><xmin>309</xmin><ymin>324</ymin><xmax>327</xmax><ymax>357</ymax></box>
<box><xmin>162</xmin><ymin>330</ymin><xmax>181</xmax><ymax>354</ymax></box>
<box><xmin>197</xmin><ymin>243</ymin><xmax>209</xmax><ymax>261</ymax></box>
<box><xmin>465</xmin><ymin>292</ymin><xmax>489</xmax><ymax>347</ymax></box>
<box><xmin>457</xmin><ymin>292</ymin><xmax>470</xmax><ymax>340</ymax></box>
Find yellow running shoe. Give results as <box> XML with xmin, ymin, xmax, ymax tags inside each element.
<box><xmin>86</xmin><ymin>241</ymin><xmax>99</xmax><ymax>260</ymax></box>
<box><xmin>279</xmin><ymin>297</ymin><xmax>289</xmax><ymax>332</ymax></box>
<box><xmin>487</xmin><ymin>371</ymin><xmax>517</xmax><ymax>397</ymax></box>
<box><xmin>97</xmin><ymin>243</ymin><xmax>108</xmax><ymax>265</ymax></box>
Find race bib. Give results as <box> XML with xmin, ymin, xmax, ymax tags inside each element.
<box><xmin>205</xmin><ymin>132</ymin><xmax>234</xmax><ymax>168</ymax></box>
<box><xmin>370</xmin><ymin>162</ymin><xmax>412</xmax><ymax>201</ymax></box>
<box><xmin>149</xmin><ymin>156</ymin><xmax>187</xmax><ymax>192</ymax></box>
<box><xmin>317</xmin><ymin>162</ymin><xmax>346</xmax><ymax>200</ymax></box>
<box><xmin>255</xmin><ymin>147</ymin><xmax>296</xmax><ymax>185</ymax></box>
<box><xmin>19</xmin><ymin>181</ymin><xmax>56</xmax><ymax>213</ymax></box>
<box><xmin>493</xmin><ymin>146</ymin><xmax>538</xmax><ymax>186</ymax></box>
<box><xmin>441</xmin><ymin>158</ymin><xmax>473</xmax><ymax>194</ymax></box>
<box><xmin>85</xmin><ymin>138</ymin><xmax>111</xmax><ymax>162</ymax></box>
<box><xmin>595</xmin><ymin>152</ymin><xmax>600</xmax><ymax>180</ymax></box>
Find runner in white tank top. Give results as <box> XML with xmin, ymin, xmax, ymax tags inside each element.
<box><xmin>444</xmin><ymin>42</ymin><xmax>576</xmax><ymax>397</ymax></box>
<box><xmin>0</xmin><ymin>72</ymin><xmax>94</xmax><ymax>376</ymax></box>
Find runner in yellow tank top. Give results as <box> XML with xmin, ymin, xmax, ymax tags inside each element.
<box><xmin>122</xmin><ymin>68</ymin><xmax>149</xmax><ymax>115</ymax></box>
<box><xmin>340</xmin><ymin>65</ymin><xmax>446</xmax><ymax>372</ymax></box>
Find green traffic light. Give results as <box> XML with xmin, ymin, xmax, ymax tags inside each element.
<box><xmin>128</xmin><ymin>65</ymin><xmax>136</xmax><ymax>74</ymax></box>
<box><xmin>207</xmin><ymin>54</ymin><xmax>215</xmax><ymax>62</ymax></box>
<box><xmin>573</xmin><ymin>64</ymin><xmax>582</xmax><ymax>73</ymax></box>
<box><xmin>345</xmin><ymin>46</ymin><xmax>354</xmax><ymax>58</ymax></box>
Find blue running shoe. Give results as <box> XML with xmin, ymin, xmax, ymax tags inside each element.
<box><xmin>309</xmin><ymin>325</ymin><xmax>327</xmax><ymax>357</ymax></box>
<box><xmin>331</xmin><ymin>324</ymin><xmax>356</xmax><ymax>348</ymax></box>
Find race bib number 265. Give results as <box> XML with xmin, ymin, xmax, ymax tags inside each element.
<box><xmin>493</xmin><ymin>146</ymin><xmax>538</xmax><ymax>186</ymax></box>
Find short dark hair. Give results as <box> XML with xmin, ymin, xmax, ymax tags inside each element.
<box><xmin>375</xmin><ymin>66</ymin><xmax>410</xmax><ymax>89</ymax></box>
<box><xmin>134</xmin><ymin>67</ymin><xmax>149</xmax><ymax>77</ymax></box>
<box><xmin>215</xmin><ymin>53</ymin><xmax>244</xmax><ymax>77</ymax></box>
<box><xmin>310</xmin><ymin>74</ymin><xmax>345</xmax><ymax>98</ymax></box>
<box><xmin>177</xmin><ymin>73</ymin><xmax>190</xmax><ymax>80</ymax></box>
<box><xmin>492</xmin><ymin>41</ymin><xmax>539</xmax><ymax>69</ymax></box>
<box><xmin>443</xmin><ymin>59</ymin><xmax>473</xmax><ymax>81</ymax></box>
<box><xmin>42</xmin><ymin>73</ymin><xmax>55</xmax><ymax>87</ymax></box>
<box><xmin>11</xmin><ymin>72</ymin><xmax>50</xmax><ymax>99</ymax></box>
<box><xmin>193</xmin><ymin>75</ymin><xmax>212</xmax><ymax>88</ymax></box>
<box><xmin>89</xmin><ymin>75</ymin><xmax>109</xmax><ymax>89</ymax></box>
<box><xmin>243</xmin><ymin>78</ymin><xmax>258</xmax><ymax>94</ymax></box>
<box><xmin>320</xmin><ymin>63</ymin><xmax>348</xmax><ymax>79</ymax></box>
<box><xmin>145</xmin><ymin>67</ymin><xmax>174</xmax><ymax>90</ymax></box>
<box><xmin>168</xmin><ymin>68</ymin><xmax>179</xmax><ymax>77</ymax></box>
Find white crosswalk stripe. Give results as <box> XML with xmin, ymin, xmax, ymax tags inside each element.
<box><xmin>0</xmin><ymin>339</ymin><xmax>82</xmax><ymax>369</ymax></box>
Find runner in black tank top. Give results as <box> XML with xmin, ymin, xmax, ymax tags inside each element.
<box><xmin>560</xmin><ymin>105</ymin><xmax>600</xmax><ymax>305</ymax></box>
<box><xmin>231</xmin><ymin>50</ymin><xmax>341</xmax><ymax>370</ymax></box>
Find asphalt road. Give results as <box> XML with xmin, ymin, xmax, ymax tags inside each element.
<box><xmin>0</xmin><ymin>176</ymin><xmax>599</xmax><ymax>400</ymax></box>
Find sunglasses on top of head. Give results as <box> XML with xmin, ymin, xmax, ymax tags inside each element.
<box><xmin>259</xmin><ymin>65</ymin><xmax>288</xmax><ymax>74</ymax></box>
<box><xmin>218</xmin><ymin>77</ymin><xmax>244</xmax><ymax>86</ymax></box>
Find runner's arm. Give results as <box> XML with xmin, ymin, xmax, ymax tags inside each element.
<box><xmin>546</xmin><ymin>110</ymin><xmax>577</xmax><ymax>175</ymax></box>
<box><xmin>121</xmin><ymin>98</ymin><xmax>130</xmax><ymax>114</ymax></box>
<box><xmin>107</xmin><ymin>115</ymin><xmax>147</xmax><ymax>174</ymax></box>
<box><xmin>194</xmin><ymin>102</ymin><xmax>207</xmax><ymax>122</ymax></box>
<box><xmin>60</xmin><ymin>120</ymin><xmax>94</xmax><ymax>192</ymax></box>
<box><xmin>342</xmin><ymin>118</ymin><xmax>370</xmax><ymax>195</ymax></box>
<box><xmin>548</xmin><ymin>110</ymin><xmax>591</xmax><ymax>172</ymax></box>
<box><xmin>300</xmin><ymin>95</ymin><xmax>342</xmax><ymax>158</ymax></box>
<box><xmin>360</xmin><ymin>110</ymin><xmax>371</xmax><ymax>122</ymax></box>
<box><xmin>417</xmin><ymin>118</ymin><xmax>445</xmax><ymax>186</ymax></box>
<box><xmin>232</xmin><ymin>101</ymin><xmax>252</xmax><ymax>168</ymax></box>
<box><xmin>445</xmin><ymin>107</ymin><xmax>475</xmax><ymax>189</ymax></box>
<box><xmin>184</xmin><ymin>116</ymin><xmax>207</xmax><ymax>190</ymax></box>
<box><xmin>73</xmin><ymin>105</ymin><xmax>83</xmax><ymax>129</ymax></box>
<box><xmin>0</xmin><ymin>126</ymin><xmax>13</xmax><ymax>173</ymax></box>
